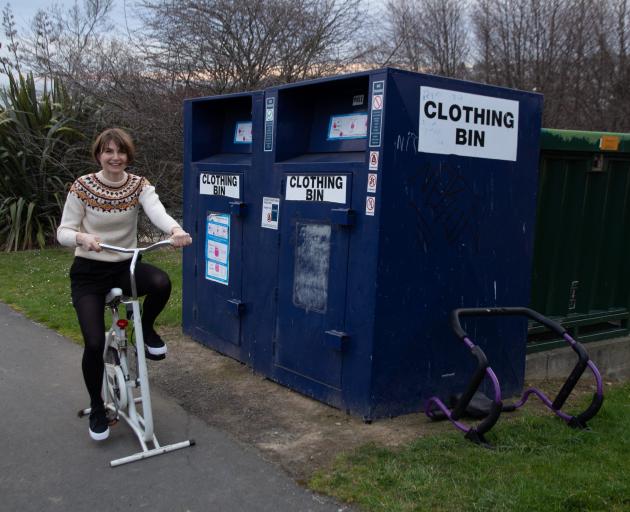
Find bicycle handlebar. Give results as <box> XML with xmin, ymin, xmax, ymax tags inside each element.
<box><xmin>98</xmin><ymin>239</ymin><xmax>174</xmax><ymax>254</ymax></box>
<box><xmin>99</xmin><ymin>239</ymin><xmax>175</xmax><ymax>299</ymax></box>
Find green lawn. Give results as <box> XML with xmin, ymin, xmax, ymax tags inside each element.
<box><xmin>0</xmin><ymin>247</ymin><xmax>183</xmax><ymax>342</ymax></box>
<box><xmin>1</xmin><ymin>248</ymin><xmax>628</xmax><ymax>512</ymax></box>
<box><xmin>311</xmin><ymin>385</ymin><xmax>630</xmax><ymax>512</ymax></box>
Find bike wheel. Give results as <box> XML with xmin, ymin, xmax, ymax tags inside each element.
<box><xmin>104</xmin><ymin>347</ymin><xmax>128</xmax><ymax>410</ymax></box>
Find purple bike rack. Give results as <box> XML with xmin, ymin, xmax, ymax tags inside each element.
<box><xmin>425</xmin><ymin>307</ymin><xmax>604</xmax><ymax>446</ymax></box>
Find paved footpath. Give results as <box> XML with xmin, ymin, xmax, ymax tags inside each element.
<box><xmin>0</xmin><ymin>303</ymin><xmax>349</xmax><ymax>512</ymax></box>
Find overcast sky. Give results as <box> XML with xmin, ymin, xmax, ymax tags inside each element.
<box><xmin>1</xmin><ymin>1</ymin><xmax>135</xmax><ymax>86</ymax></box>
<box><xmin>3</xmin><ymin>0</ymin><xmax>132</xmax><ymax>29</ymax></box>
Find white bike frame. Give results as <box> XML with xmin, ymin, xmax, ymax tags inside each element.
<box><xmin>79</xmin><ymin>240</ymin><xmax>194</xmax><ymax>467</ymax></box>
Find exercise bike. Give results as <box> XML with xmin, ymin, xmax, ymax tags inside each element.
<box><xmin>78</xmin><ymin>240</ymin><xmax>195</xmax><ymax>467</ymax></box>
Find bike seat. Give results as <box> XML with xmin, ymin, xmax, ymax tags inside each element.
<box><xmin>105</xmin><ymin>288</ymin><xmax>124</xmax><ymax>305</ymax></box>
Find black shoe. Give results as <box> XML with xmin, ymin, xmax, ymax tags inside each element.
<box><xmin>144</xmin><ymin>330</ymin><xmax>167</xmax><ymax>359</ymax></box>
<box><xmin>89</xmin><ymin>407</ymin><xmax>110</xmax><ymax>441</ymax></box>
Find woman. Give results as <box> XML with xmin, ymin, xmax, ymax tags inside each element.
<box><xmin>57</xmin><ymin>128</ymin><xmax>192</xmax><ymax>441</ymax></box>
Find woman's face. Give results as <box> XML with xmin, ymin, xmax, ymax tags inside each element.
<box><xmin>99</xmin><ymin>140</ymin><xmax>128</xmax><ymax>180</ymax></box>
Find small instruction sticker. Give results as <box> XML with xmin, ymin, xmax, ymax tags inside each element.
<box><xmin>367</xmin><ymin>174</ymin><xmax>377</xmax><ymax>193</ymax></box>
<box><xmin>328</xmin><ymin>113</ymin><xmax>368</xmax><ymax>140</ymax></box>
<box><xmin>205</xmin><ymin>213</ymin><xmax>230</xmax><ymax>285</ymax></box>
<box><xmin>600</xmin><ymin>135</ymin><xmax>620</xmax><ymax>151</ymax></box>
<box><xmin>233</xmin><ymin>121</ymin><xmax>252</xmax><ymax>144</ymax></box>
<box><xmin>369</xmin><ymin>151</ymin><xmax>379</xmax><ymax>170</ymax></box>
<box><xmin>352</xmin><ymin>94</ymin><xmax>365</xmax><ymax>106</ymax></box>
<box><xmin>264</xmin><ymin>97</ymin><xmax>275</xmax><ymax>152</ymax></box>
<box><xmin>366</xmin><ymin>196</ymin><xmax>376</xmax><ymax>216</ymax></box>
<box><xmin>369</xmin><ymin>80</ymin><xmax>385</xmax><ymax>148</ymax></box>
<box><xmin>261</xmin><ymin>197</ymin><xmax>280</xmax><ymax>230</ymax></box>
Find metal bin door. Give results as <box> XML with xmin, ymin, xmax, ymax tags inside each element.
<box><xmin>274</xmin><ymin>175</ymin><xmax>352</xmax><ymax>390</ymax></box>
<box><xmin>194</xmin><ymin>174</ymin><xmax>244</xmax><ymax>345</ymax></box>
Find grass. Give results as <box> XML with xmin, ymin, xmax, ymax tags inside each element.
<box><xmin>1</xmin><ymin>248</ymin><xmax>628</xmax><ymax>511</ymax></box>
<box><xmin>0</xmin><ymin>247</ymin><xmax>183</xmax><ymax>343</ymax></box>
<box><xmin>310</xmin><ymin>384</ymin><xmax>630</xmax><ymax>512</ymax></box>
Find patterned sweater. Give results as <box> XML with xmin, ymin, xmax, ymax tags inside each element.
<box><xmin>57</xmin><ymin>171</ymin><xmax>181</xmax><ymax>262</ymax></box>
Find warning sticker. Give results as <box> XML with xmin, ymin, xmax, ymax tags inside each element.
<box><xmin>233</xmin><ymin>121</ymin><xmax>252</xmax><ymax>144</ymax></box>
<box><xmin>367</xmin><ymin>173</ymin><xmax>377</xmax><ymax>193</ymax></box>
<box><xmin>286</xmin><ymin>175</ymin><xmax>347</xmax><ymax>204</ymax></box>
<box><xmin>369</xmin><ymin>151</ymin><xmax>379</xmax><ymax>170</ymax></box>
<box><xmin>264</xmin><ymin>97</ymin><xmax>275</xmax><ymax>152</ymax></box>
<box><xmin>418</xmin><ymin>86</ymin><xmax>519</xmax><ymax>161</ymax></box>
<box><xmin>328</xmin><ymin>113</ymin><xmax>368</xmax><ymax>140</ymax></box>
<box><xmin>261</xmin><ymin>196</ymin><xmax>280</xmax><ymax>230</ymax></box>
<box><xmin>600</xmin><ymin>135</ymin><xmax>620</xmax><ymax>151</ymax></box>
<box><xmin>365</xmin><ymin>196</ymin><xmax>376</xmax><ymax>216</ymax></box>
<box><xmin>369</xmin><ymin>80</ymin><xmax>385</xmax><ymax>148</ymax></box>
<box><xmin>200</xmin><ymin>173</ymin><xmax>240</xmax><ymax>199</ymax></box>
<box><xmin>205</xmin><ymin>213</ymin><xmax>230</xmax><ymax>285</ymax></box>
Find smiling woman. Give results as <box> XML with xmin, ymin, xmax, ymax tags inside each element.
<box><xmin>55</xmin><ymin>127</ymin><xmax>192</xmax><ymax>441</ymax></box>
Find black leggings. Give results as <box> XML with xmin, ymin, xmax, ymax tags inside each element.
<box><xmin>73</xmin><ymin>262</ymin><xmax>171</xmax><ymax>410</ymax></box>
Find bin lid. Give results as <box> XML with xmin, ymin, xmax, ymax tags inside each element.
<box><xmin>541</xmin><ymin>128</ymin><xmax>630</xmax><ymax>153</ymax></box>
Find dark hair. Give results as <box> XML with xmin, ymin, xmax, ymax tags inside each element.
<box><xmin>92</xmin><ymin>128</ymin><xmax>135</xmax><ymax>165</ymax></box>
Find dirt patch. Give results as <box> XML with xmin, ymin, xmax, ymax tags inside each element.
<box><xmin>149</xmin><ymin>327</ymin><xmax>606</xmax><ymax>483</ymax></box>
<box><xmin>148</xmin><ymin>327</ymin><xmax>450</xmax><ymax>482</ymax></box>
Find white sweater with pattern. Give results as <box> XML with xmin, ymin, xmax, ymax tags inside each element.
<box><xmin>57</xmin><ymin>170</ymin><xmax>181</xmax><ymax>262</ymax></box>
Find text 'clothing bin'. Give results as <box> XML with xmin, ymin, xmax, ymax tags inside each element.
<box><xmin>183</xmin><ymin>68</ymin><xmax>543</xmax><ymax>420</ymax></box>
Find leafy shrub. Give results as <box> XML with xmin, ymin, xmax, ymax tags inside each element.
<box><xmin>0</xmin><ymin>72</ymin><xmax>92</xmax><ymax>250</ymax></box>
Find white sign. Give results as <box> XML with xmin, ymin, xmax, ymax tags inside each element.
<box><xmin>234</xmin><ymin>121</ymin><xmax>252</xmax><ymax>144</ymax></box>
<box><xmin>418</xmin><ymin>86</ymin><xmax>519</xmax><ymax>161</ymax></box>
<box><xmin>207</xmin><ymin>261</ymin><xmax>228</xmax><ymax>283</ymax></box>
<box><xmin>207</xmin><ymin>239</ymin><xmax>228</xmax><ymax>264</ymax></box>
<box><xmin>369</xmin><ymin>151</ymin><xmax>379</xmax><ymax>170</ymax></box>
<box><xmin>261</xmin><ymin>196</ymin><xmax>280</xmax><ymax>230</ymax></box>
<box><xmin>205</xmin><ymin>213</ymin><xmax>230</xmax><ymax>285</ymax></box>
<box><xmin>286</xmin><ymin>175</ymin><xmax>347</xmax><ymax>204</ymax></box>
<box><xmin>328</xmin><ymin>114</ymin><xmax>368</xmax><ymax>140</ymax></box>
<box><xmin>365</xmin><ymin>196</ymin><xmax>376</xmax><ymax>216</ymax></box>
<box><xmin>200</xmin><ymin>173</ymin><xmax>240</xmax><ymax>199</ymax></box>
<box><xmin>367</xmin><ymin>173</ymin><xmax>377</xmax><ymax>193</ymax></box>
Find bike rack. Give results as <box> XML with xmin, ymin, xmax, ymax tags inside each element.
<box><xmin>425</xmin><ymin>307</ymin><xmax>604</xmax><ymax>446</ymax></box>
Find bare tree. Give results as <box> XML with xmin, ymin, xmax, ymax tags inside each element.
<box><xmin>471</xmin><ymin>0</ymin><xmax>567</xmax><ymax>87</ymax></box>
<box><xmin>25</xmin><ymin>0</ymin><xmax>114</xmax><ymax>82</ymax></box>
<box><xmin>606</xmin><ymin>0</ymin><xmax>630</xmax><ymax>131</ymax></box>
<box><xmin>137</xmin><ymin>0</ymin><xmax>364</xmax><ymax>93</ymax></box>
<box><xmin>376</xmin><ymin>0</ymin><xmax>469</xmax><ymax>78</ymax></box>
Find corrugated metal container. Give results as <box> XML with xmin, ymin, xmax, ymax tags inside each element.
<box><xmin>529</xmin><ymin>129</ymin><xmax>630</xmax><ymax>351</ymax></box>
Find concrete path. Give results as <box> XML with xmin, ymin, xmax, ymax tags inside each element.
<box><xmin>0</xmin><ymin>303</ymin><xmax>348</xmax><ymax>512</ymax></box>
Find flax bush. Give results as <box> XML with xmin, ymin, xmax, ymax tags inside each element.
<box><xmin>0</xmin><ymin>72</ymin><xmax>94</xmax><ymax>251</ymax></box>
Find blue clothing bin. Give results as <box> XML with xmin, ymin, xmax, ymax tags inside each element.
<box><xmin>183</xmin><ymin>68</ymin><xmax>543</xmax><ymax>420</ymax></box>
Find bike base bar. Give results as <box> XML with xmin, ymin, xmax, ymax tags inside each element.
<box><xmin>110</xmin><ymin>439</ymin><xmax>196</xmax><ymax>467</ymax></box>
